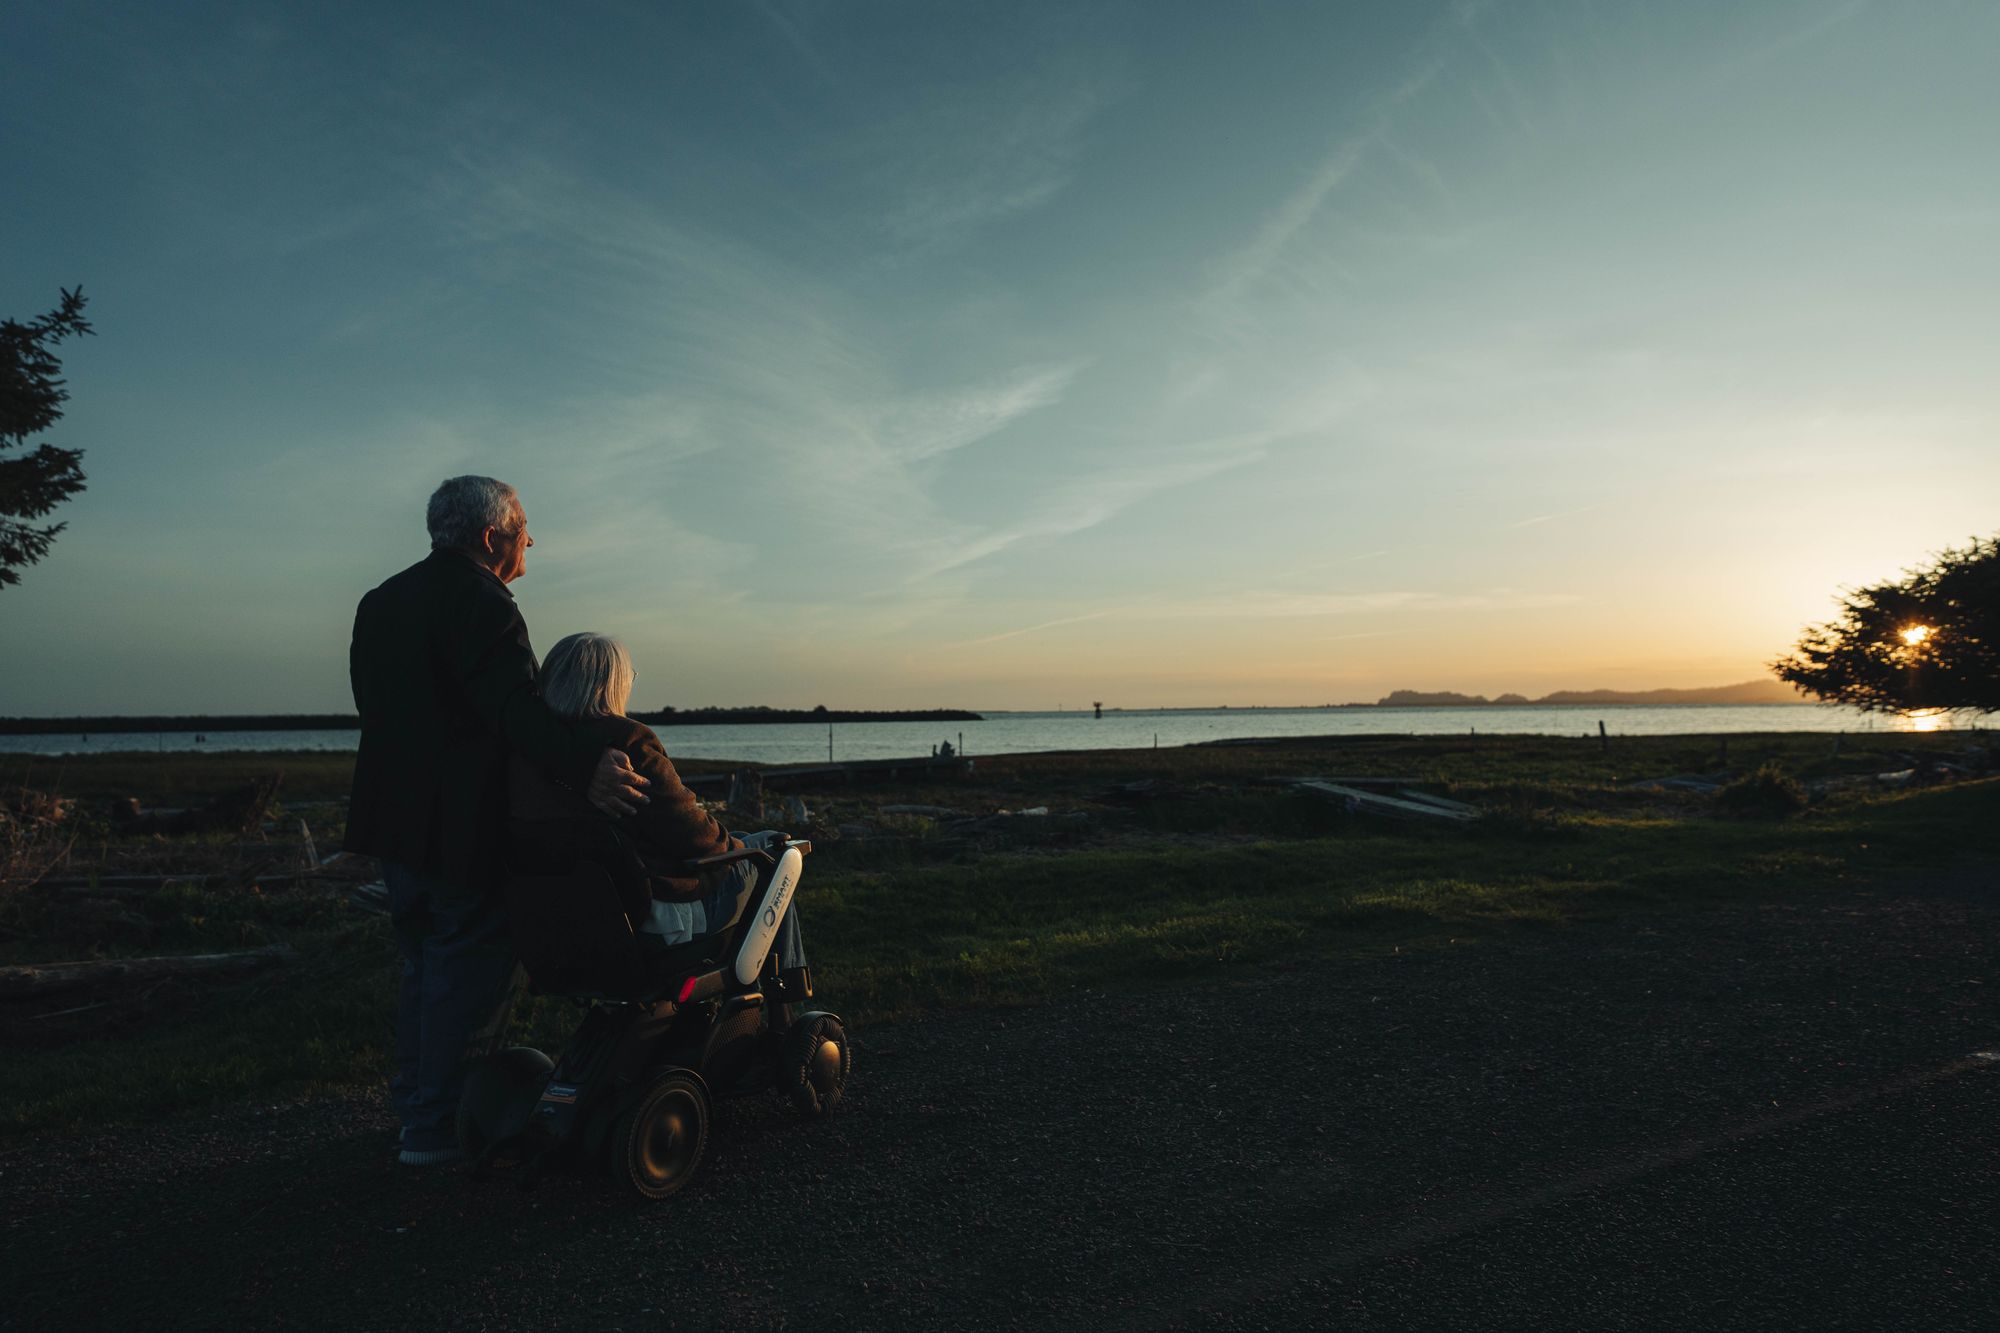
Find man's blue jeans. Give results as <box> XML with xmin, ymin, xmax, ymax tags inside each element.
<box><xmin>385</xmin><ymin>862</ymin><xmax>520</xmax><ymax>1153</ymax></box>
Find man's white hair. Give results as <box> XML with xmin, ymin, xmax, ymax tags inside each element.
<box><xmin>427</xmin><ymin>475</ymin><xmax>519</xmax><ymax>549</ymax></box>
<box><xmin>540</xmin><ymin>633</ymin><xmax>636</xmax><ymax>720</ymax></box>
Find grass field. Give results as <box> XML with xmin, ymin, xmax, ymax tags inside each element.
<box><xmin>1</xmin><ymin>730</ymin><xmax>1992</xmax><ymax>1135</ymax></box>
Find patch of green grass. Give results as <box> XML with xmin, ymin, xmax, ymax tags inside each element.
<box><xmin>1</xmin><ymin>909</ymin><xmax>393</xmax><ymax>1133</ymax></box>
<box><xmin>2</xmin><ymin>746</ymin><xmax>1993</xmax><ymax>1138</ymax></box>
<box><xmin>802</xmin><ymin>778</ymin><xmax>2000</xmax><ymax>1019</ymax></box>
<box><xmin>1715</xmin><ymin>763</ymin><xmax>1810</xmax><ymax>818</ymax></box>
<box><xmin>0</xmin><ymin>749</ymin><xmax>741</xmax><ymax>809</ymax></box>
<box><xmin>963</xmin><ymin>729</ymin><xmax>1976</xmax><ymax>790</ymax></box>
<box><xmin>3</xmin><ymin>751</ymin><xmax>361</xmax><ymax>804</ymax></box>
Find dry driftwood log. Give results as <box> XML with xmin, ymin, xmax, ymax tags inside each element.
<box><xmin>37</xmin><ymin>873</ymin><xmax>228</xmax><ymax>893</ymax></box>
<box><xmin>1393</xmin><ymin>789</ymin><xmax>1481</xmax><ymax>817</ymax></box>
<box><xmin>0</xmin><ymin>944</ymin><xmax>298</xmax><ymax>1000</ymax></box>
<box><xmin>40</xmin><ymin>854</ymin><xmax>353</xmax><ymax>896</ymax></box>
<box><xmin>1263</xmin><ymin>776</ymin><xmax>1430</xmax><ymax>789</ymax></box>
<box><xmin>1291</xmin><ymin>780</ymin><xmax>1479</xmax><ymax>824</ymax></box>
<box><xmin>1093</xmin><ymin>779</ymin><xmax>1193</xmax><ymax>803</ymax></box>
<box><xmin>46</xmin><ymin>883</ymin><xmax>193</xmax><ymax>902</ymax></box>
<box><xmin>108</xmin><ymin>774</ymin><xmax>283</xmax><ymax>837</ymax></box>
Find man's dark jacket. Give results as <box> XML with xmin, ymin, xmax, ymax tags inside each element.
<box><xmin>345</xmin><ymin>549</ymin><xmax>597</xmax><ymax>889</ymax></box>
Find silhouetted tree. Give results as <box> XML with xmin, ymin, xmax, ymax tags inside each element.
<box><xmin>1773</xmin><ymin>536</ymin><xmax>2000</xmax><ymax>714</ymax></box>
<box><xmin>1</xmin><ymin>288</ymin><xmax>93</xmax><ymax>589</ymax></box>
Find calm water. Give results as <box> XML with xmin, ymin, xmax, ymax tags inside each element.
<box><xmin>0</xmin><ymin>704</ymin><xmax>1966</xmax><ymax>764</ymax></box>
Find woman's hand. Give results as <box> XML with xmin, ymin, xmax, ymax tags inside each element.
<box><xmin>587</xmin><ymin>747</ymin><xmax>650</xmax><ymax>816</ymax></box>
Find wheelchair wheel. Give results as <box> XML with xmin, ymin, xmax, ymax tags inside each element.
<box><xmin>609</xmin><ymin>1069</ymin><xmax>710</xmax><ymax>1200</ymax></box>
<box><xmin>456</xmin><ymin>1046</ymin><xmax>553</xmax><ymax>1156</ymax></box>
<box><xmin>781</xmin><ymin>1011</ymin><xmax>851</xmax><ymax>1117</ymax></box>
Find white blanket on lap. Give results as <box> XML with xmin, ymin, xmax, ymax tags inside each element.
<box><xmin>635</xmin><ymin>830</ymin><xmax>780</xmax><ymax>944</ymax></box>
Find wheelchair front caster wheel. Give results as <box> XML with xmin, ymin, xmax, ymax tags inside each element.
<box><xmin>782</xmin><ymin>1011</ymin><xmax>851</xmax><ymax>1117</ymax></box>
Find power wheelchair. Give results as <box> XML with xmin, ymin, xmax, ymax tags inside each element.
<box><xmin>456</xmin><ymin>833</ymin><xmax>850</xmax><ymax>1200</ymax></box>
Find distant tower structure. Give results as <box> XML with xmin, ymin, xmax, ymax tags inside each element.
<box><xmin>1093</xmin><ymin>700</ymin><xmax>1103</xmax><ymax>719</ymax></box>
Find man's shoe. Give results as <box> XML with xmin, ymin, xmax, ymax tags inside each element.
<box><xmin>397</xmin><ymin>1146</ymin><xmax>467</xmax><ymax>1167</ymax></box>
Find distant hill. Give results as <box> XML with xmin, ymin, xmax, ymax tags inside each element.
<box><xmin>1535</xmin><ymin>681</ymin><xmax>1804</xmax><ymax>705</ymax></box>
<box><xmin>1376</xmin><ymin>691</ymin><xmax>1488</xmax><ymax>708</ymax></box>
<box><xmin>1376</xmin><ymin>680</ymin><xmax>1803</xmax><ymax>708</ymax></box>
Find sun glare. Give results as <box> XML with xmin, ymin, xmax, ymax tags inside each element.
<box><xmin>1909</xmin><ymin>710</ymin><xmax>1946</xmax><ymax>733</ymax></box>
<box><xmin>1900</xmin><ymin>624</ymin><xmax>1932</xmax><ymax>646</ymax></box>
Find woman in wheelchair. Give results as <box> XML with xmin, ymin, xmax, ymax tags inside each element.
<box><xmin>507</xmin><ymin>632</ymin><xmax>807</xmax><ymax>1005</ymax></box>
<box><xmin>471</xmin><ymin>634</ymin><xmax>844</xmax><ymax>1196</ymax></box>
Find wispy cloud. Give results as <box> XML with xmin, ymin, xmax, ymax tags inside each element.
<box><xmin>409</xmin><ymin>148</ymin><xmax>954</xmax><ymax>580</ymax></box>
<box><xmin>1743</xmin><ymin>0</ymin><xmax>1873</xmax><ymax>67</ymax></box>
<box><xmin>869</xmin><ymin>64</ymin><xmax>1114</xmax><ymax>251</ymax></box>
<box><xmin>1461</xmin><ymin>25</ymin><xmax>1540</xmax><ymax>142</ymax></box>
<box><xmin>1312</xmin><ymin>628</ymin><xmax>1408</xmax><ymax>644</ymax></box>
<box><xmin>747</xmin><ymin>0</ymin><xmax>837</xmax><ymax>87</ymax></box>
<box><xmin>1167</xmin><ymin>589</ymin><xmax>1582</xmax><ymax>619</ymax></box>
<box><xmin>878</xmin><ymin>361</ymin><xmax>1085</xmax><ymax>462</ymax></box>
<box><xmin>917</xmin><ymin>428</ymin><xmax>1278</xmax><ymax>577</ymax></box>
<box><xmin>950</xmin><ymin>610</ymin><xmax>1121</xmax><ymax>648</ymax></box>
<box><xmin>1205</xmin><ymin>134</ymin><xmax>1377</xmax><ymax>322</ymax></box>
<box><xmin>1508</xmin><ymin>500</ymin><xmax>1618</xmax><ymax>529</ymax></box>
<box><xmin>906</xmin><ymin>354</ymin><xmax>1383</xmax><ymax>584</ymax></box>
<box><xmin>1201</xmin><ymin>4</ymin><xmax>1487</xmax><ymax>328</ymax></box>
<box><xmin>937</xmin><ymin>586</ymin><xmax>1579</xmax><ymax>654</ymax></box>
<box><xmin>406</xmin><ymin>144</ymin><xmax>1122</xmax><ymax>614</ymax></box>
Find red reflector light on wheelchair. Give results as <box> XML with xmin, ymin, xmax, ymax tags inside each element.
<box><xmin>677</xmin><ymin>975</ymin><xmax>698</xmax><ymax>1003</ymax></box>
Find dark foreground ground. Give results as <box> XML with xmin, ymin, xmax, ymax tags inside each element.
<box><xmin>5</xmin><ymin>867</ymin><xmax>1997</xmax><ymax>1331</ymax></box>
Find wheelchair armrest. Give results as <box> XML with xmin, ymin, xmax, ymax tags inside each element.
<box><xmin>685</xmin><ymin>835</ymin><xmax>812</xmax><ymax>873</ymax></box>
<box><xmin>685</xmin><ymin>846</ymin><xmax>774</xmax><ymax>872</ymax></box>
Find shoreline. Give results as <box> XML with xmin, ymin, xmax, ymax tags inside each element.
<box><xmin>0</xmin><ymin>701</ymin><xmax>1831</xmax><ymax>733</ymax></box>
<box><xmin>0</xmin><ymin>706</ymin><xmax>984</xmax><ymax>736</ymax></box>
<box><xmin>0</xmin><ymin>713</ymin><xmax>1970</xmax><ymax>765</ymax></box>
<box><xmin>2</xmin><ymin>728</ymin><xmax>1983</xmax><ymax>807</ymax></box>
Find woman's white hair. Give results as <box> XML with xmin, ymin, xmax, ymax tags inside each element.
<box><xmin>540</xmin><ymin>633</ymin><xmax>636</xmax><ymax>719</ymax></box>
<box><xmin>427</xmin><ymin>475</ymin><xmax>519</xmax><ymax>550</ymax></box>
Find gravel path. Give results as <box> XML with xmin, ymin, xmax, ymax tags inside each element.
<box><xmin>5</xmin><ymin>869</ymin><xmax>1997</xmax><ymax>1330</ymax></box>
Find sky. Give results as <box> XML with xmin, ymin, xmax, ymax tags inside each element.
<box><xmin>3</xmin><ymin>0</ymin><xmax>1996</xmax><ymax>714</ymax></box>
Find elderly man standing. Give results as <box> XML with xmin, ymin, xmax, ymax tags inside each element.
<box><xmin>346</xmin><ymin>475</ymin><xmax>649</xmax><ymax>1165</ymax></box>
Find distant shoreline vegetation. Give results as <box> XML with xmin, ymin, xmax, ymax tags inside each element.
<box><xmin>631</xmin><ymin>706</ymin><xmax>983</xmax><ymax>726</ymax></box>
<box><xmin>0</xmin><ymin>706</ymin><xmax>984</xmax><ymax>736</ymax></box>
